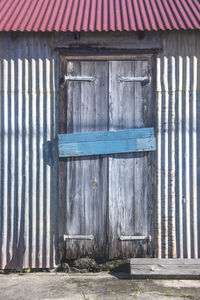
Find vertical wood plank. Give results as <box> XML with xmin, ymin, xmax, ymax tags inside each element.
<box><xmin>59</xmin><ymin>57</ymin><xmax>155</xmax><ymax>261</ymax></box>
<box><xmin>108</xmin><ymin>59</ymin><xmax>155</xmax><ymax>259</ymax></box>
<box><xmin>108</xmin><ymin>61</ymin><xmax>135</xmax><ymax>259</ymax></box>
<box><xmin>133</xmin><ymin>60</ymin><xmax>149</xmax><ymax>257</ymax></box>
<box><xmin>63</xmin><ymin>60</ymin><xmax>109</xmax><ymax>259</ymax></box>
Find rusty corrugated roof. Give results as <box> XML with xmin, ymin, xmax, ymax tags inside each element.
<box><xmin>0</xmin><ymin>0</ymin><xmax>199</xmax><ymax>32</ymax></box>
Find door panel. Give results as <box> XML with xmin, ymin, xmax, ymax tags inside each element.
<box><xmin>108</xmin><ymin>60</ymin><xmax>154</xmax><ymax>258</ymax></box>
<box><xmin>59</xmin><ymin>57</ymin><xmax>155</xmax><ymax>260</ymax></box>
<box><xmin>61</xmin><ymin>61</ymin><xmax>109</xmax><ymax>258</ymax></box>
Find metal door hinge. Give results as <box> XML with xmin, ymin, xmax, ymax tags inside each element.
<box><xmin>64</xmin><ymin>234</ymin><xmax>94</xmax><ymax>240</ymax></box>
<box><xmin>119</xmin><ymin>76</ymin><xmax>151</xmax><ymax>84</ymax></box>
<box><xmin>119</xmin><ymin>235</ymin><xmax>151</xmax><ymax>242</ymax></box>
<box><xmin>60</xmin><ymin>75</ymin><xmax>96</xmax><ymax>85</ymax></box>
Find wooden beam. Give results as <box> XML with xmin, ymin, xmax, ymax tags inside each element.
<box><xmin>58</xmin><ymin>128</ymin><xmax>156</xmax><ymax>157</ymax></box>
<box><xmin>130</xmin><ymin>259</ymin><xmax>200</xmax><ymax>279</ymax></box>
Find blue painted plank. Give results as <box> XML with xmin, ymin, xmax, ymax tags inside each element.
<box><xmin>58</xmin><ymin>128</ymin><xmax>156</xmax><ymax>157</ymax></box>
<box><xmin>58</xmin><ymin>128</ymin><xmax>154</xmax><ymax>143</ymax></box>
<box><xmin>59</xmin><ymin>138</ymin><xmax>156</xmax><ymax>157</ymax></box>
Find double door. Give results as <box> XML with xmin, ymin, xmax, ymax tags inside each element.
<box><xmin>59</xmin><ymin>56</ymin><xmax>155</xmax><ymax>259</ymax></box>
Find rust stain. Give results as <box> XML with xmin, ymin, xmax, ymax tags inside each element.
<box><xmin>92</xmin><ymin>181</ymin><xmax>97</xmax><ymax>191</ymax></box>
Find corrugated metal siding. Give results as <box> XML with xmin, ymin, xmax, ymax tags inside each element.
<box><xmin>157</xmin><ymin>31</ymin><xmax>200</xmax><ymax>258</ymax></box>
<box><xmin>0</xmin><ymin>33</ymin><xmax>59</xmax><ymax>269</ymax></box>
<box><xmin>0</xmin><ymin>0</ymin><xmax>199</xmax><ymax>32</ymax></box>
<box><xmin>0</xmin><ymin>31</ymin><xmax>200</xmax><ymax>269</ymax></box>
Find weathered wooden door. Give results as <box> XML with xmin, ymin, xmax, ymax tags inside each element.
<box><xmin>59</xmin><ymin>56</ymin><xmax>155</xmax><ymax>259</ymax></box>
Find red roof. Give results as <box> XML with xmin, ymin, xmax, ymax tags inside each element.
<box><xmin>0</xmin><ymin>0</ymin><xmax>199</xmax><ymax>32</ymax></box>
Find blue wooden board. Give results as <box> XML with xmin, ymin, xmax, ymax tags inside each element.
<box><xmin>58</xmin><ymin>128</ymin><xmax>156</xmax><ymax>157</ymax></box>
<box><xmin>59</xmin><ymin>128</ymin><xmax>154</xmax><ymax>143</ymax></box>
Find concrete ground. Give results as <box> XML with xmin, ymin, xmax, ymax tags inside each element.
<box><xmin>0</xmin><ymin>272</ymin><xmax>200</xmax><ymax>300</ymax></box>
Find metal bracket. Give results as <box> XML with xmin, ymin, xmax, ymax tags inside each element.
<box><xmin>61</xmin><ymin>75</ymin><xmax>96</xmax><ymax>84</ymax></box>
<box><xmin>119</xmin><ymin>76</ymin><xmax>151</xmax><ymax>84</ymax></box>
<box><xmin>64</xmin><ymin>234</ymin><xmax>94</xmax><ymax>240</ymax></box>
<box><xmin>119</xmin><ymin>235</ymin><xmax>151</xmax><ymax>242</ymax></box>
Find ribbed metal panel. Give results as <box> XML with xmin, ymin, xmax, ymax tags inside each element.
<box><xmin>0</xmin><ymin>33</ymin><xmax>59</xmax><ymax>269</ymax></box>
<box><xmin>157</xmin><ymin>31</ymin><xmax>200</xmax><ymax>258</ymax></box>
<box><xmin>0</xmin><ymin>0</ymin><xmax>199</xmax><ymax>32</ymax></box>
<box><xmin>0</xmin><ymin>30</ymin><xmax>200</xmax><ymax>269</ymax></box>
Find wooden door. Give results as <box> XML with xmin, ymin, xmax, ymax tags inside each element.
<box><xmin>59</xmin><ymin>60</ymin><xmax>109</xmax><ymax>259</ymax></box>
<box><xmin>59</xmin><ymin>56</ymin><xmax>155</xmax><ymax>260</ymax></box>
<box><xmin>108</xmin><ymin>61</ymin><xmax>155</xmax><ymax>259</ymax></box>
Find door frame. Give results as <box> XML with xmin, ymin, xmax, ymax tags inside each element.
<box><xmin>58</xmin><ymin>50</ymin><xmax>157</xmax><ymax>260</ymax></box>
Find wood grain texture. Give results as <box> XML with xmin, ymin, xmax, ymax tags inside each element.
<box><xmin>108</xmin><ymin>60</ymin><xmax>155</xmax><ymax>259</ymax></box>
<box><xmin>62</xmin><ymin>60</ymin><xmax>109</xmax><ymax>259</ymax></box>
<box><xmin>59</xmin><ymin>128</ymin><xmax>155</xmax><ymax>143</ymax></box>
<box><xmin>131</xmin><ymin>258</ymin><xmax>200</xmax><ymax>264</ymax></box>
<box><xmin>130</xmin><ymin>259</ymin><xmax>200</xmax><ymax>278</ymax></box>
<box><xmin>58</xmin><ymin>128</ymin><xmax>156</xmax><ymax>157</ymax></box>
<box><xmin>59</xmin><ymin>137</ymin><xmax>156</xmax><ymax>157</ymax></box>
<box><xmin>59</xmin><ymin>57</ymin><xmax>155</xmax><ymax>260</ymax></box>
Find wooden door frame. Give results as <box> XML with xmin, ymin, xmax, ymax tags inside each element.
<box><xmin>60</xmin><ymin>48</ymin><xmax>155</xmax><ymax>64</ymax></box>
<box><xmin>59</xmin><ymin>45</ymin><xmax>159</xmax><ymax>56</ymax></box>
<box><xmin>58</xmin><ymin>51</ymin><xmax>157</xmax><ymax>259</ymax></box>
<box><xmin>60</xmin><ymin>53</ymin><xmax>153</xmax><ymax>61</ymax></box>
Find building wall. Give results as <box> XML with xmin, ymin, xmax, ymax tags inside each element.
<box><xmin>0</xmin><ymin>30</ymin><xmax>199</xmax><ymax>269</ymax></box>
<box><xmin>157</xmin><ymin>30</ymin><xmax>200</xmax><ymax>259</ymax></box>
<box><xmin>0</xmin><ymin>33</ymin><xmax>59</xmax><ymax>269</ymax></box>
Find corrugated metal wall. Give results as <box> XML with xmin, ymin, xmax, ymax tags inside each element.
<box><xmin>157</xmin><ymin>30</ymin><xmax>200</xmax><ymax>259</ymax></box>
<box><xmin>0</xmin><ymin>30</ymin><xmax>200</xmax><ymax>269</ymax></box>
<box><xmin>0</xmin><ymin>33</ymin><xmax>59</xmax><ymax>269</ymax></box>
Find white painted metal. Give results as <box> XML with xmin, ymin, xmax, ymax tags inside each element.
<box><xmin>163</xmin><ymin>56</ymin><xmax>169</xmax><ymax>258</ymax></box>
<box><xmin>192</xmin><ymin>56</ymin><xmax>198</xmax><ymax>259</ymax></box>
<box><xmin>38</xmin><ymin>57</ymin><xmax>44</xmax><ymax>268</ymax></box>
<box><xmin>2</xmin><ymin>58</ymin><xmax>8</xmax><ymax>268</ymax></box>
<box><xmin>17</xmin><ymin>55</ymin><xmax>23</xmax><ymax>267</ymax></box>
<box><xmin>170</xmin><ymin>56</ymin><xmax>176</xmax><ymax>258</ymax></box>
<box><xmin>24</xmin><ymin>54</ymin><xmax>30</xmax><ymax>267</ymax></box>
<box><xmin>31</xmin><ymin>53</ymin><xmax>37</xmax><ymax>267</ymax></box>
<box><xmin>178</xmin><ymin>55</ymin><xmax>183</xmax><ymax>259</ymax></box>
<box><xmin>46</xmin><ymin>57</ymin><xmax>51</xmax><ymax>268</ymax></box>
<box><xmin>156</xmin><ymin>58</ymin><xmax>162</xmax><ymax>259</ymax></box>
<box><xmin>157</xmin><ymin>31</ymin><xmax>200</xmax><ymax>259</ymax></box>
<box><xmin>185</xmin><ymin>56</ymin><xmax>191</xmax><ymax>259</ymax></box>
<box><xmin>10</xmin><ymin>58</ymin><xmax>15</xmax><ymax>267</ymax></box>
<box><xmin>0</xmin><ymin>33</ymin><xmax>59</xmax><ymax>269</ymax></box>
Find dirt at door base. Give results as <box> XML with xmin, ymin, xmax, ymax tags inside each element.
<box><xmin>57</xmin><ymin>257</ymin><xmax>131</xmax><ymax>273</ymax></box>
